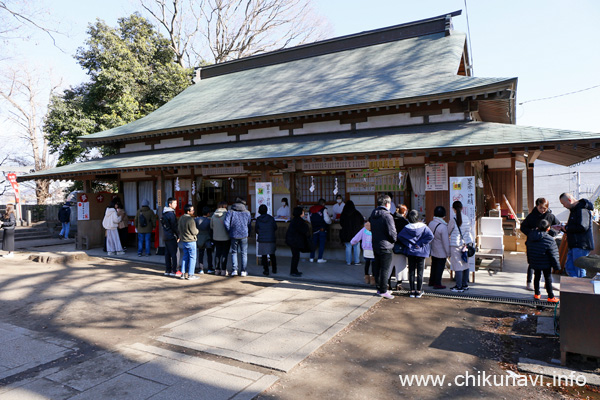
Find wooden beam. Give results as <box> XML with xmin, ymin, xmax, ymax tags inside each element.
<box><xmin>529</xmin><ymin>150</ymin><xmax>542</xmax><ymax>163</ymax></box>
<box><xmin>243</xmin><ymin>163</ymin><xmax>287</xmax><ymax>171</ymax></box>
<box><xmin>428</xmin><ymin>151</ymin><xmax>495</xmax><ymax>163</ymax></box>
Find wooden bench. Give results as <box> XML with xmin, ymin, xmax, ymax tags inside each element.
<box><xmin>475</xmin><ymin>248</ymin><xmax>504</xmax><ymax>273</ymax></box>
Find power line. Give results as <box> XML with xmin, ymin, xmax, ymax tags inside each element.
<box><xmin>519</xmin><ymin>84</ymin><xmax>600</xmax><ymax>105</ymax></box>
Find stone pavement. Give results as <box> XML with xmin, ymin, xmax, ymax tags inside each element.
<box><xmin>157</xmin><ymin>282</ymin><xmax>379</xmax><ymax>372</ymax></box>
<box><xmin>0</xmin><ymin>248</ymin><xmax>380</xmax><ymax>399</ymax></box>
<box><xmin>0</xmin><ymin>322</ymin><xmax>78</xmax><ymax>382</ymax></box>
<box><xmin>36</xmin><ymin>241</ymin><xmax>558</xmax><ymax>301</ymax></box>
<box><xmin>0</xmin><ymin>241</ymin><xmax>562</xmax><ymax>399</ymax></box>
<box><xmin>0</xmin><ymin>339</ymin><xmax>278</xmax><ymax>400</ymax></box>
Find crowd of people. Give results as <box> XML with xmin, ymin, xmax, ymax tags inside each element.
<box><xmin>84</xmin><ymin>191</ymin><xmax>595</xmax><ymax>302</ymax></box>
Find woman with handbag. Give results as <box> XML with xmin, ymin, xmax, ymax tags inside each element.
<box><xmin>285</xmin><ymin>206</ymin><xmax>311</xmax><ymax>277</ymax></box>
<box><xmin>1</xmin><ymin>203</ymin><xmax>17</xmax><ymax>257</ymax></box>
<box><xmin>447</xmin><ymin>201</ymin><xmax>474</xmax><ymax>293</ymax></box>
<box><xmin>390</xmin><ymin>204</ymin><xmax>409</xmax><ymax>289</ymax></box>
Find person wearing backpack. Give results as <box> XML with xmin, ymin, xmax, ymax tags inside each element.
<box><xmin>58</xmin><ymin>201</ymin><xmax>71</xmax><ymax>239</ymax></box>
<box><xmin>135</xmin><ymin>199</ymin><xmax>157</xmax><ymax>257</ymax></box>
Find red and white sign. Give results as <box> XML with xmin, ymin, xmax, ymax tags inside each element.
<box><xmin>79</xmin><ymin>193</ymin><xmax>88</xmax><ymax>202</ymax></box>
<box><xmin>6</xmin><ymin>173</ymin><xmax>19</xmax><ymax>203</ymax></box>
<box><xmin>96</xmin><ymin>194</ymin><xmax>105</xmax><ymax>203</ymax></box>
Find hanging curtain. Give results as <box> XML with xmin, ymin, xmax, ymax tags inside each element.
<box><xmin>138</xmin><ymin>181</ymin><xmax>154</xmax><ymax>209</ymax></box>
<box><xmin>408</xmin><ymin>167</ymin><xmax>426</xmax><ymax>196</ymax></box>
<box><xmin>123</xmin><ymin>182</ymin><xmax>137</xmax><ymax>216</ymax></box>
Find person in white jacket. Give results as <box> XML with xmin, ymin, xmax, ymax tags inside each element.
<box><xmin>447</xmin><ymin>201</ymin><xmax>473</xmax><ymax>292</ymax></box>
<box><xmin>103</xmin><ymin>200</ymin><xmax>125</xmax><ymax>255</ymax></box>
<box><xmin>428</xmin><ymin>206</ymin><xmax>450</xmax><ymax>289</ymax></box>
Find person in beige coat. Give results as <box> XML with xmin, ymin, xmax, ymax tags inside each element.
<box><xmin>447</xmin><ymin>201</ymin><xmax>473</xmax><ymax>292</ymax></box>
<box><xmin>210</xmin><ymin>201</ymin><xmax>230</xmax><ymax>275</ymax></box>
<box><xmin>428</xmin><ymin>206</ymin><xmax>450</xmax><ymax>289</ymax></box>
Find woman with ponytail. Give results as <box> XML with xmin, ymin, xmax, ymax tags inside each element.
<box><xmin>447</xmin><ymin>201</ymin><xmax>474</xmax><ymax>292</ymax></box>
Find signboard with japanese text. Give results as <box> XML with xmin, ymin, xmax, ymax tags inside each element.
<box><xmin>255</xmin><ymin>182</ymin><xmax>273</xmax><ymax>216</ymax></box>
<box><xmin>425</xmin><ymin>163</ymin><xmax>448</xmax><ymax>191</ymax></box>
<box><xmin>449</xmin><ymin>176</ymin><xmax>476</xmax><ymax>271</ymax></box>
<box><xmin>6</xmin><ymin>173</ymin><xmax>19</xmax><ymax>203</ymax></box>
<box><xmin>77</xmin><ymin>201</ymin><xmax>90</xmax><ymax>220</ymax></box>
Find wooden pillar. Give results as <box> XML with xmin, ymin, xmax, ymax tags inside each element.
<box><xmin>83</xmin><ymin>180</ymin><xmax>92</xmax><ymax>193</ymax></box>
<box><xmin>156</xmin><ymin>171</ymin><xmax>165</xmax><ymax>252</ymax></box>
<box><xmin>289</xmin><ymin>172</ymin><xmax>297</xmax><ymax>209</ymax></box>
<box><xmin>526</xmin><ymin>163</ymin><xmax>534</xmax><ymax>213</ymax></box>
<box><xmin>507</xmin><ymin>156</ymin><xmax>517</xmax><ymax>214</ymax></box>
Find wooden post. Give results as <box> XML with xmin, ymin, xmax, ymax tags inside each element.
<box><xmin>508</xmin><ymin>156</ymin><xmax>517</xmax><ymax>215</ymax></box>
<box><xmin>289</xmin><ymin>172</ymin><xmax>297</xmax><ymax>209</ymax></box>
<box><xmin>156</xmin><ymin>171</ymin><xmax>165</xmax><ymax>254</ymax></box>
<box><xmin>83</xmin><ymin>180</ymin><xmax>92</xmax><ymax>193</ymax></box>
<box><xmin>526</xmin><ymin>163</ymin><xmax>534</xmax><ymax>213</ymax></box>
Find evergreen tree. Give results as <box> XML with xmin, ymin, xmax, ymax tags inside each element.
<box><xmin>45</xmin><ymin>13</ymin><xmax>192</xmax><ymax>166</ymax></box>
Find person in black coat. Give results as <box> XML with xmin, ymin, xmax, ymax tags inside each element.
<box><xmin>368</xmin><ymin>195</ymin><xmax>397</xmax><ymax>299</ymax></box>
<box><xmin>560</xmin><ymin>192</ymin><xmax>595</xmax><ymax>278</ymax></box>
<box><xmin>525</xmin><ymin>219</ymin><xmax>560</xmax><ymax>302</ymax></box>
<box><xmin>256</xmin><ymin>204</ymin><xmax>278</xmax><ymax>276</ymax></box>
<box><xmin>285</xmin><ymin>206</ymin><xmax>311</xmax><ymax>277</ymax></box>
<box><xmin>520</xmin><ymin>198</ymin><xmax>561</xmax><ymax>290</ymax></box>
<box><xmin>1</xmin><ymin>203</ymin><xmax>16</xmax><ymax>258</ymax></box>
<box><xmin>339</xmin><ymin>200</ymin><xmax>364</xmax><ymax>265</ymax></box>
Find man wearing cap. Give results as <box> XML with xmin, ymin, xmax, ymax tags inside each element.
<box><xmin>58</xmin><ymin>201</ymin><xmax>71</xmax><ymax>239</ymax></box>
<box><xmin>135</xmin><ymin>199</ymin><xmax>157</xmax><ymax>257</ymax></box>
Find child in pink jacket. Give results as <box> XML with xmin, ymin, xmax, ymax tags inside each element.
<box><xmin>351</xmin><ymin>221</ymin><xmax>374</xmax><ymax>284</ymax></box>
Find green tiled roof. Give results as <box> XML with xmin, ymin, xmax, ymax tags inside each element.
<box><xmin>22</xmin><ymin>121</ymin><xmax>600</xmax><ymax>181</ymax></box>
<box><xmin>82</xmin><ymin>32</ymin><xmax>514</xmax><ymax>141</ymax></box>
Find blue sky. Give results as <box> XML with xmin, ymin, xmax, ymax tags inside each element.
<box><xmin>6</xmin><ymin>0</ymin><xmax>600</xmax><ymax>133</ymax></box>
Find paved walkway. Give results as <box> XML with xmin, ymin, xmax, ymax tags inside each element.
<box><xmin>0</xmin><ymin>332</ymin><xmax>278</xmax><ymax>400</ymax></box>
<box><xmin>26</xmin><ymin>241</ymin><xmax>559</xmax><ymax>301</ymax></box>
<box><xmin>157</xmin><ymin>282</ymin><xmax>379</xmax><ymax>372</ymax></box>
<box><xmin>0</xmin><ymin>242</ymin><xmax>561</xmax><ymax>398</ymax></box>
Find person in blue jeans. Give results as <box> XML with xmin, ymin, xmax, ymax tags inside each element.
<box><xmin>224</xmin><ymin>198</ymin><xmax>252</xmax><ymax>276</ymax></box>
<box><xmin>339</xmin><ymin>200</ymin><xmax>364</xmax><ymax>265</ymax></box>
<box><xmin>135</xmin><ymin>199</ymin><xmax>157</xmax><ymax>256</ymax></box>
<box><xmin>58</xmin><ymin>201</ymin><xmax>71</xmax><ymax>239</ymax></box>
<box><xmin>177</xmin><ymin>204</ymin><xmax>199</xmax><ymax>280</ymax></box>
<box><xmin>559</xmin><ymin>192</ymin><xmax>595</xmax><ymax>278</ymax></box>
<box><xmin>309</xmin><ymin>198</ymin><xmax>332</xmax><ymax>263</ymax></box>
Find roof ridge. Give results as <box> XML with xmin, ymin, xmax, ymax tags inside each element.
<box><xmin>199</xmin><ymin>10</ymin><xmax>462</xmax><ymax>80</ymax></box>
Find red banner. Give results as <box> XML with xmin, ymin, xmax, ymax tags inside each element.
<box><xmin>6</xmin><ymin>173</ymin><xmax>19</xmax><ymax>203</ymax></box>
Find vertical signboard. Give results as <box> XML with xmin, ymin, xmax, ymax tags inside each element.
<box><xmin>425</xmin><ymin>163</ymin><xmax>448</xmax><ymax>191</ymax></box>
<box><xmin>449</xmin><ymin>176</ymin><xmax>476</xmax><ymax>271</ymax></box>
<box><xmin>77</xmin><ymin>193</ymin><xmax>90</xmax><ymax>220</ymax></box>
<box><xmin>255</xmin><ymin>182</ymin><xmax>273</xmax><ymax>216</ymax></box>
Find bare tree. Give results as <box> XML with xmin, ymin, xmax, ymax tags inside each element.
<box><xmin>0</xmin><ymin>1</ymin><xmax>60</xmax><ymax>45</ymax></box>
<box><xmin>140</xmin><ymin>0</ymin><xmax>330</xmax><ymax>67</ymax></box>
<box><xmin>0</xmin><ymin>67</ymin><xmax>60</xmax><ymax>204</ymax></box>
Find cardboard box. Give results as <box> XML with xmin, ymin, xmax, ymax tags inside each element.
<box><xmin>504</xmin><ymin>235</ymin><xmax>516</xmax><ymax>251</ymax></box>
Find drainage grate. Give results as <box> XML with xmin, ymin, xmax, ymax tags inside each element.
<box><xmin>392</xmin><ymin>289</ymin><xmax>559</xmax><ymax>308</ymax></box>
